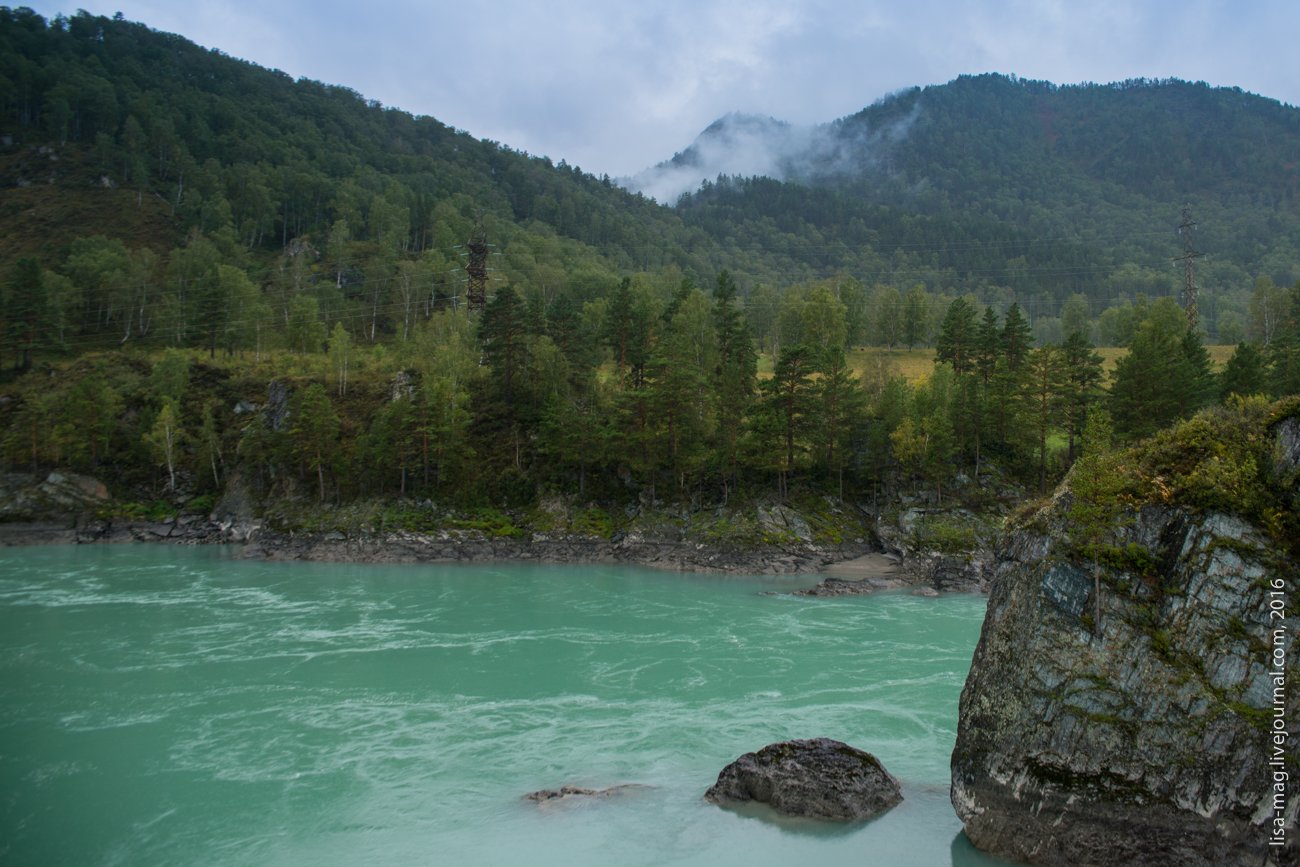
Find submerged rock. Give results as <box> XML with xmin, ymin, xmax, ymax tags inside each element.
<box><xmin>951</xmin><ymin>405</ymin><xmax>1300</xmax><ymax>866</ymax></box>
<box><xmin>704</xmin><ymin>738</ymin><xmax>902</xmax><ymax>821</ymax></box>
<box><xmin>523</xmin><ymin>784</ymin><xmax>650</xmax><ymax>803</ymax></box>
<box><xmin>793</xmin><ymin>577</ymin><xmax>900</xmax><ymax>596</ymax></box>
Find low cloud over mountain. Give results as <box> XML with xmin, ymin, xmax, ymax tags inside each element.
<box><xmin>621</xmin><ymin>100</ymin><xmax>922</xmax><ymax>203</ymax></box>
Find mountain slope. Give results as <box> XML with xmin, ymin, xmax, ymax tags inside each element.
<box><xmin>2</xmin><ymin>9</ymin><xmax>1297</xmax><ymax>317</ymax></box>
<box><xmin>632</xmin><ymin>74</ymin><xmax>1300</xmax><ymax>304</ymax></box>
<box><xmin>0</xmin><ymin>8</ymin><xmax>731</xmax><ymax>280</ymax></box>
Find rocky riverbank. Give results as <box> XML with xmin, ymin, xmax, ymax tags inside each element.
<box><xmin>0</xmin><ymin>471</ymin><xmax>1005</xmax><ymax>584</ymax></box>
<box><xmin>240</xmin><ymin>527</ymin><xmax>874</xmax><ymax>574</ymax></box>
<box><xmin>0</xmin><ymin>507</ymin><xmax>874</xmax><ymax>576</ymax></box>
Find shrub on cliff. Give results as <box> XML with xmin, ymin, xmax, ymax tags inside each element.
<box><xmin>1065</xmin><ymin>395</ymin><xmax>1299</xmax><ymax>558</ymax></box>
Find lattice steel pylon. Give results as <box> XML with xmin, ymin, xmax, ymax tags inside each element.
<box><xmin>1174</xmin><ymin>204</ymin><xmax>1203</xmax><ymax>331</ymax></box>
<box><xmin>465</xmin><ymin>234</ymin><xmax>489</xmax><ymax>314</ymax></box>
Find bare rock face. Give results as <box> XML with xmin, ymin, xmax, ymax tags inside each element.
<box><xmin>952</xmin><ymin>490</ymin><xmax>1300</xmax><ymax>861</ymax></box>
<box><xmin>704</xmin><ymin>738</ymin><xmax>902</xmax><ymax>821</ymax></box>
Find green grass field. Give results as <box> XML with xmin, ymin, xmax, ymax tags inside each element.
<box><xmin>55</xmin><ymin>342</ymin><xmax>1238</xmax><ymax>391</ymax></box>
<box><xmin>824</xmin><ymin>345</ymin><xmax>1238</xmax><ymax>385</ymax></box>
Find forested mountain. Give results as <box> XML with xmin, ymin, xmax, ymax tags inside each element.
<box><xmin>642</xmin><ymin>75</ymin><xmax>1300</xmax><ymax>316</ymax></box>
<box><xmin>0</xmin><ymin>8</ymin><xmax>720</xmax><ymax>269</ymax></box>
<box><xmin>2</xmin><ymin>8</ymin><xmax>1299</xmax><ymax>518</ymax></box>
<box><xmin>3</xmin><ymin>7</ymin><xmax>1299</xmax><ymax>325</ymax></box>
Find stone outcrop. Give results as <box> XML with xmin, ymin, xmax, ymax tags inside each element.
<box><xmin>793</xmin><ymin>576</ymin><xmax>898</xmax><ymax>596</ymax></box>
<box><xmin>951</xmin><ymin>409</ymin><xmax>1300</xmax><ymax>866</ymax></box>
<box><xmin>0</xmin><ymin>471</ymin><xmax>110</xmax><ymax>521</ymax></box>
<box><xmin>899</xmin><ymin>550</ymin><xmax>990</xmax><ymax>593</ymax></box>
<box><xmin>523</xmin><ymin>784</ymin><xmax>650</xmax><ymax>804</ymax></box>
<box><xmin>0</xmin><ymin>512</ymin><xmax>870</xmax><ymax>574</ymax></box>
<box><xmin>240</xmin><ymin>529</ymin><xmax>869</xmax><ymax>574</ymax></box>
<box><xmin>705</xmin><ymin>738</ymin><xmax>902</xmax><ymax>821</ymax></box>
<box><xmin>875</xmin><ymin>507</ymin><xmax>994</xmax><ymax>593</ymax></box>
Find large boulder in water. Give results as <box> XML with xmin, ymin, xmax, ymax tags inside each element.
<box><xmin>704</xmin><ymin>738</ymin><xmax>902</xmax><ymax>820</ymax></box>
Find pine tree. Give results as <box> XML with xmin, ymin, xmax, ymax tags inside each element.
<box><xmin>1068</xmin><ymin>406</ymin><xmax>1120</xmax><ymax>636</ymax></box>
<box><xmin>328</xmin><ymin>322</ymin><xmax>353</xmax><ymax>397</ymax></box>
<box><xmin>480</xmin><ymin>286</ymin><xmax>529</xmax><ymax>402</ymax></box>
<box><xmin>605</xmin><ymin>277</ymin><xmax>653</xmax><ymax>386</ymax></box>
<box><xmin>1110</xmin><ymin>318</ymin><xmax>1202</xmax><ymax>439</ymax></box>
<box><xmin>289</xmin><ymin>383</ymin><xmax>340</xmax><ymax>502</ymax></box>
<box><xmin>5</xmin><ymin>258</ymin><xmax>50</xmax><ymax>371</ymax></box>
<box><xmin>1059</xmin><ymin>330</ymin><xmax>1105</xmax><ymax>463</ymax></box>
<box><xmin>1000</xmin><ymin>302</ymin><xmax>1033</xmax><ymax>372</ymax></box>
<box><xmin>814</xmin><ymin>345</ymin><xmax>868</xmax><ymax>498</ymax></box>
<box><xmin>759</xmin><ymin>343</ymin><xmax>816</xmax><ymax>500</ymax></box>
<box><xmin>612</xmin><ymin>374</ymin><xmax>659</xmax><ymax>500</ymax></box>
<box><xmin>1179</xmin><ymin>329</ymin><xmax>1217</xmax><ymax>411</ymax></box>
<box><xmin>1023</xmin><ymin>345</ymin><xmax>1068</xmax><ymax>492</ymax></box>
<box><xmin>712</xmin><ymin>270</ymin><xmax>756</xmax><ymax>498</ymax></box>
<box><xmin>1218</xmin><ymin>342</ymin><xmax>1267</xmax><ymax>401</ymax></box>
<box><xmin>476</xmin><ymin>285</ymin><xmax>537</xmax><ymax>477</ymax></box>
<box><xmin>650</xmin><ymin>290</ymin><xmax>715</xmax><ymax>497</ymax></box>
<box><xmin>974</xmin><ymin>301</ymin><xmax>1032</xmax><ymax>452</ymax></box>
<box><xmin>943</xmin><ymin>306</ymin><xmax>1000</xmax><ymax>477</ymax></box>
<box><xmin>367</xmin><ymin>395</ymin><xmax>418</xmax><ymax>495</ymax></box>
<box><xmin>949</xmin><ymin>370</ymin><xmax>985</xmax><ymax>477</ymax></box>
<box><xmin>936</xmin><ymin>298</ymin><xmax>978</xmax><ymax>375</ymax></box>
<box><xmin>863</xmin><ymin>376</ymin><xmax>910</xmax><ymax>501</ymax></box>
<box><xmin>975</xmin><ymin>306</ymin><xmax>1001</xmax><ymax>384</ymax></box>
<box><xmin>1267</xmin><ymin>283</ymin><xmax>1300</xmax><ymax>397</ymax></box>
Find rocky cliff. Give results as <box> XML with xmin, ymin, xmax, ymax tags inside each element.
<box><xmin>952</xmin><ymin>399</ymin><xmax>1300</xmax><ymax>866</ymax></box>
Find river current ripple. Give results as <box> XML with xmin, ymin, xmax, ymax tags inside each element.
<box><xmin>0</xmin><ymin>545</ymin><xmax>1008</xmax><ymax>866</ymax></box>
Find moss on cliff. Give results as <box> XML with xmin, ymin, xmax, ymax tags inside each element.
<box><xmin>1061</xmin><ymin>396</ymin><xmax>1300</xmax><ymax>562</ymax></box>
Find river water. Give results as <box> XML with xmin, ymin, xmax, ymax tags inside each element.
<box><xmin>0</xmin><ymin>545</ymin><xmax>1011</xmax><ymax>866</ymax></box>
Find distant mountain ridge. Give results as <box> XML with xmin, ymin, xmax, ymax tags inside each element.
<box><xmin>2</xmin><ymin>8</ymin><xmax>1297</xmax><ymax>314</ymax></box>
<box><xmin>629</xmin><ymin>74</ymin><xmax>1300</xmax><ymax>210</ymax></box>
<box><xmin>637</xmin><ymin>74</ymin><xmax>1300</xmax><ymax>300</ymax></box>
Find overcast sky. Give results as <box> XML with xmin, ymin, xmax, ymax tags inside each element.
<box><xmin>23</xmin><ymin>1</ymin><xmax>1300</xmax><ymax>178</ymax></box>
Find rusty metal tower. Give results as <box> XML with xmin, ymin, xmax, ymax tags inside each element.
<box><xmin>465</xmin><ymin>233</ymin><xmax>490</xmax><ymax>314</ymax></box>
<box><xmin>1174</xmin><ymin>204</ymin><xmax>1203</xmax><ymax>331</ymax></box>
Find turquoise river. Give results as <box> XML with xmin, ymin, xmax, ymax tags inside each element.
<box><xmin>0</xmin><ymin>545</ymin><xmax>1015</xmax><ymax>866</ymax></box>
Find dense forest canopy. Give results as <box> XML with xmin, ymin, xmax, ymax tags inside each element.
<box><xmin>1</xmin><ymin>8</ymin><xmax>1298</xmax><ymax>519</ymax></box>
<box><xmin>670</xmin><ymin>74</ymin><xmax>1300</xmax><ymax>319</ymax></box>
<box><xmin>3</xmin><ymin>9</ymin><xmax>1299</xmax><ymax>316</ymax></box>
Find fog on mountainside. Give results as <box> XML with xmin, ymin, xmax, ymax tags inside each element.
<box><xmin>621</xmin><ymin>101</ymin><xmax>922</xmax><ymax>204</ymax></box>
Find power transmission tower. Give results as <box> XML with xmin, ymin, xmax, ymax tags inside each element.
<box><xmin>1174</xmin><ymin>204</ymin><xmax>1203</xmax><ymax>331</ymax></box>
<box><xmin>464</xmin><ymin>233</ymin><xmax>489</xmax><ymax>314</ymax></box>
